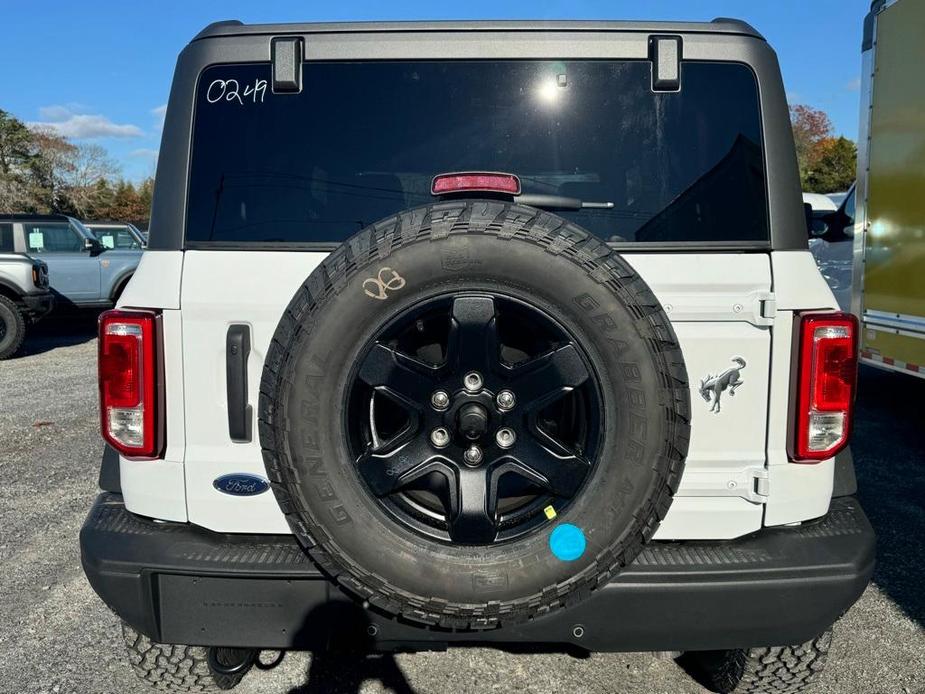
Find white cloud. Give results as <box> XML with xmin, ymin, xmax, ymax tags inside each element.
<box><xmin>846</xmin><ymin>77</ymin><xmax>861</xmax><ymax>91</ymax></box>
<box><xmin>152</xmin><ymin>104</ymin><xmax>167</xmax><ymax>130</ymax></box>
<box><xmin>29</xmin><ymin>105</ymin><xmax>143</xmax><ymax>139</ymax></box>
<box><xmin>129</xmin><ymin>148</ymin><xmax>159</xmax><ymax>160</ymax></box>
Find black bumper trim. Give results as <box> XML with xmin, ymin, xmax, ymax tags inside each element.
<box><xmin>21</xmin><ymin>291</ymin><xmax>54</xmax><ymax>318</ymax></box>
<box><xmin>98</xmin><ymin>445</ymin><xmax>122</xmax><ymax>494</ymax></box>
<box><xmin>80</xmin><ymin>493</ymin><xmax>874</xmax><ymax>652</ymax></box>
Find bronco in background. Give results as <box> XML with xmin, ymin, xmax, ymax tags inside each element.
<box><xmin>0</xmin><ymin>214</ymin><xmax>141</xmax><ymax>309</ymax></box>
<box><xmin>0</xmin><ymin>217</ymin><xmax>52</xmax><ymax>358</ymax></box>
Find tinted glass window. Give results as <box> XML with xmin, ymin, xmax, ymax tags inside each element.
<box><xmin>188</xmin><ymin>61</ymin><xmax>767</xmax><ymax>245</ymax></box>
<box><xmin>25</xmin><ymin>223</ymin><xmax>82</xmax><ymax>253</ymax></box>
<box><xmin>89</xmin><ymin>226</ymin><xmax>142</xmax><ymax>249</ymax></box>
<box><xmin>0</xmin><ymin>224</ymin><xmax>13</xmax><ymax>252</ymax></box>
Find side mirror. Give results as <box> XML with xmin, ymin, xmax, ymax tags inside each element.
<box><xmin>803</xmin><ymin>203</ymin><xmax>833</xmax><ymax>239</ymax></box>
<box><xmin>809</xmin><ymin>218</ymin><xmax>830</xmax><ymax>238</ymax></box>
<box><xmin>84</xmin><ymin>237</ymin><xmax>103</xmax><ymax>254</ymax></box>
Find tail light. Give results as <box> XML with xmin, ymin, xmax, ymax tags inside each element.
<box><xmin>791</xmin><ymin>312</ymin><xmax>859</xmax><ymax>462</ymax></box>
<box><xmin>98</xmin><ymin>309</ymin><xmax>163</xmax><ymax>459</ymax></box>
<box><xmin>431</xmin><ymin>172</ymin><xmax>521</xmax><ymax>196</ymax></box>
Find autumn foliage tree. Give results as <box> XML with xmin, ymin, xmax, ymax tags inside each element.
<box><xmin>790</xmin><ymin>104</ymin><xmax>857</xmax><ymax>193</ymax></box>
<box><xmin>0</xmin><ymin>108</ymin><xmax>153</xmax><ymax>224</ymax></box>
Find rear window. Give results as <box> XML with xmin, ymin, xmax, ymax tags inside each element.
<box><xmin>24</xmin><ymin>223</ymin><xmax>83</xmax><ymax>253</ymax></box>
<box><xmin>89</xmin><ymin>226</ymin><xmax>142</xmax><ymax>250</ymax></box>
<box><xmin>0</xmin><ymin>224</ymin><xmax>13</xmax><ymax>252</ymax></box>
<box><xmin>187</xmin><ymin>60</ymin><xmax>768</xmax><ymax>246</ymax></box>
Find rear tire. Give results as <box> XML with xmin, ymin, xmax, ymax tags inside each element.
<box><xmin>121</xmin><ymin>623</ymin><xmax>255</xmax><ymax>692</ymax></box>
<box><xmin>0</xmin><ymin>295</ymin><xmax>26</xmax><ymax>360</ymax></box>
<box><xmin>679</xmin><ymin>630</ymin><xmax>833</xmax><ymax>693</ymax></box>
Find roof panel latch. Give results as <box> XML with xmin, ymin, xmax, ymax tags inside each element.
<box><xmin>271</xmin><ymin>37</ymin><xmax>303</xmax><ymax>94</ymax></box>
<box><xmin>649</xmin><ymin>35</ymin><xmax>682</xmax><ymax>92</ymax></box>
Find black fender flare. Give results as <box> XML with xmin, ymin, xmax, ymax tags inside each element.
<box><xmin>110</xmin><ymin>272</ymin><xmax>135</xmax><ymax>302</ymax></box>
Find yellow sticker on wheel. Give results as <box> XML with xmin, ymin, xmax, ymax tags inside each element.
<box><xmin>543</xmin><ymin>505</ymin><xmax>557</xmax><ymax>520</ymax></box>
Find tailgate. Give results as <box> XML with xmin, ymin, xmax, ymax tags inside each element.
<box><xmin>179</xmin><ymin>251</ymin><xmax>773</xmax><ymax>539</ymax></box>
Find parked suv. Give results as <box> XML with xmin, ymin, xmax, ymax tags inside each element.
<box><xmin>80</xmin><ymin>19</ymin><xmax>874</xmax><ymax>694</ymax></box>
<box><xmin>0</xmin><ymin>214</ymin><xmax>142</xmax><ymax>309</ymax></box>
<box><xmin>0</xmin><ymin>220</ymin><xmax>52</xmax><ymax>358</ymax></box>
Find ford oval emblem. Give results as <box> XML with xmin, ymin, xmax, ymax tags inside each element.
<box><xmin>213</xmin><ymin>473</ymin><xmax>270</xmax><ymax>496</ymax></box>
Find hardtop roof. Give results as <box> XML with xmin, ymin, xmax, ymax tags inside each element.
<box><xmin>192</xmin><ymin>18</ymin><xmax>764</xmax><ymax>42</ymax></box>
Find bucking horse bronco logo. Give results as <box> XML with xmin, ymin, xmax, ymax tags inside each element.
<box><xmin>699</xmin><ymin>357</ymin><xmax>746</xmax><ymax>413</ymax></box>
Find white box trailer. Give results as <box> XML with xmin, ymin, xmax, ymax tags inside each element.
<box><xmin>852</xmin><ymin>0</ymin><xmax>925</xmax><ymax>378</ymax></box>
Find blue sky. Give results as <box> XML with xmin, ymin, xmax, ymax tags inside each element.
<box><xmin>0</xmin><ymin>0</ymin><xmax>870</xmax><ymax>181</ymax></box>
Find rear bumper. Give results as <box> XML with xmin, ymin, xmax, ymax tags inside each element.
<box><xmin>20</xmin><ymin>291</ymin><xmax>54</xmax><ymax>319</ymax></box>
<box><xmin>80</xmin><ymin>493</ymin><xmax>874</xmax><ymax>652</ymax></box>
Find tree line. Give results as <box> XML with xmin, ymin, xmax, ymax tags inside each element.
<box><xmin>789</xmin><ymin>104</ymin><xmax>857</xmax><ymax>194</ymax></box>
<box><xmin>0</xmin><ymin>103</ymin><xmax>857</xmax><ymax>227</ymax></box>
<box><xmin>0</xmin><ymin>109</ymin><xmax>152</xmax><ymax>225</ymax></box>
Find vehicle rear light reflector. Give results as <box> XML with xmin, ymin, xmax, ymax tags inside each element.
<box><xmin>792</xmin><ymin>312</ymin><xmax>858</xmax><ymax>462</ymax></box>
<box><xmin>431</xmin><ymin>172</ymin><xmax>522</xmax><ymax>196</ymax></box>
<box><xmin>98</xmin><ymin>309</ymin><xmax>161</xmax><ymax>459</ymax></box>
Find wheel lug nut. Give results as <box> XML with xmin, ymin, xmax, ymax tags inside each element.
<box><xmin>495</xmin><ymin>427</ymin><xmax>516</xmax><ymax>449</ymax></box>
<box><xmin>430</xmin><ymin>427</ymin><xmax>450</xmax><ymax>449</ymax></box>
<box><xmin>496</xmin><ymin>390</ymin><xmax>515</xmax><ymax>411</ymax></box>
<box><xmin>463</xmin><ymin>371</ymin><xmax>483</xmax><ymax>393</ymax></box>
<box><xmin>464</xmin><ymin>445</ymin><xmax>483</xmax><ymax>466</ymax></box>
<box><xmin>431</xmin><ymin>390</ymin><xmax>450</xmax><ymax>410</ymax></box>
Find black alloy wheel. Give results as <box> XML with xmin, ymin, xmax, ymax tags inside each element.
<box><xmin>346</xmin><ymin>292</ymin><xmax>602</xmax><ymax>545</ymax></box>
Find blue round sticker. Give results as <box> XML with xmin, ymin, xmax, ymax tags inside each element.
<box><xmin>549</xmin><ymin>524</ymin><xmax>586</xmax><ymax>562</ymax></box>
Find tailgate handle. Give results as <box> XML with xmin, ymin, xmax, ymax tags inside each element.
<box><xmin>226</xmin><ymin>324</ymin><xmax>252</xmax><ymax>443</ymax></box>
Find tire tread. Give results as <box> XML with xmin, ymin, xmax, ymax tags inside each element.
<box><xmin>0</xmin><ymin>294</ymin><xmax>27</xmax><ymax>360</ymax></box>
<box><xmin>121</xmin><ymin>623</ymin><xmax>249</xmax><ymax>692</ymax></box>
<box><xmin>682</xmin><ymin>631</ymin><xmax>833</xmax><ymax>693</ymax></box>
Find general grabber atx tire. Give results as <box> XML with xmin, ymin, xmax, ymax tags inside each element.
<box><xmin>259</xmin><ymin>200</ymin><xmax>691</xmax><ymax>630</ymax></box>
<box><xmin>679</xmin><ymin>631</ymin><xmax>833</xmax><ymax>693</ymax></box>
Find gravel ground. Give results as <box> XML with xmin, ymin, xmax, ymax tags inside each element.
<box><xmin>0</xmin><ymin>312</ymin><xmax>922</xmax><ymax>694</ymax></box>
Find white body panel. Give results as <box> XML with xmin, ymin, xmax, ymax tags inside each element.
<box><xmin>179</xmin><ymin>251</ymin><xmax>325</xmax><ymax>533</ymax></box>
<box><xmin>624</xmin><ymin>255</ymin><xmax>772</xmax><ymax>539</ymax></box>
<box><xmin>117</xmin><ymin>250</ymin><xmax>184</xmax><ymax>311</ymax></box>
<box><xmin>117</xmin><ymin>252</ymin><xmax>189</xmax><ymax>520</ymax></box>
<box><xmin>764</xmin><ymin>251</ymin><xmax>839</xmax><ymax>526</ymax></box>
<box><xmin>116</xmin><ymin>248</ymin><xmax>838</xmax><ymax>538</ymax></box>
<box><xmin>119</xmin><ymin>309</ymin><xmax>188</xmax><ymax>521</ymax></box>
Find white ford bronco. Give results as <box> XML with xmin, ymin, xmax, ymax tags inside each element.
<box><xmin>80</xmin><ymin>18</ymin><xmax>874</xmax><ymax>694</ymax></box>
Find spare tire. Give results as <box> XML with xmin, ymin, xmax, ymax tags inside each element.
<box><xmin>259</xmin><ymin>200</ymin><xmax>690</xmax><ymax>630</ymax></box>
